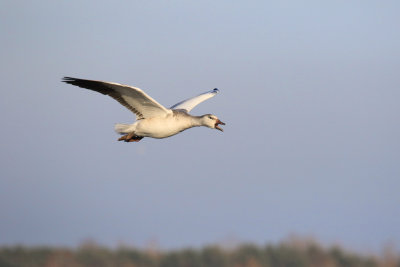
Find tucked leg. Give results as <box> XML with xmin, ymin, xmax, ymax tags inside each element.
<box><xmin>118</xmin><ymin>135</ymin><xmax>128</xmax><ymax>141</ymax></box>
<box><xmin>118</xmin><ymin>132</ymin><xmax>143</xmax><ymax>142</ymax></box>
<box><xmin>127</xmin><ymin>136</ymin><xmax>143</xmax><ymax>142</ymax></box>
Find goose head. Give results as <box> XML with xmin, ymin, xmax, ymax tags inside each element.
<box><xmin>201</xmin><ymin>114</ymin><xmax>225</xmax><ymax>131</ymax></box>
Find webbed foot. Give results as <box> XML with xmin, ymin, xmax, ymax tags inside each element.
<box><xmin>118</xmin><ymin>133</ymin><xmax>143</xmax><ymax>142</ymax></box>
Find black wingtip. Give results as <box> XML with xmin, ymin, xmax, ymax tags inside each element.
<box><xmin>61</xmin><ymin>76</ymin><xmax>112</xmax><ymax>95</ymax></box>
<box><xmin>62</xmin><ymin>76</ymin><xmax>76</xmax><ymax>83</ymax></box>
<box><xmin>213</xmin><ymin>88</ymin><xmax>219</xmax><ymax>93</ymax></box>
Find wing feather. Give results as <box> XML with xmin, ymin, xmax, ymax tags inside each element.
<box><xmin>170</xmin><ymin>88</ymin><xmax>219</xmax><ymax>113</ymax></box>
<box><xmin>62</xmin><ymin>77</ymin><xmax>171</xmax><ymax>119</ymax></box>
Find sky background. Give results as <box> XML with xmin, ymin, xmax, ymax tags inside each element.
<box><xmin>1</xmin><ymin>1</ymin><xmax>399</xmax><ymax>252</ymax></box>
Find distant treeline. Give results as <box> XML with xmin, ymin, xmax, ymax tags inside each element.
<box><xmin>0</xmin><ymin>239</ymin><xmax>399</xmax><ymax>267</ymax></box>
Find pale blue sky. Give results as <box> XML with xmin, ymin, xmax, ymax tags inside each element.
<box><xmin>1</xmin><ymin>1</ymin><xmax>399</xmax><ymax>251</ymax></box>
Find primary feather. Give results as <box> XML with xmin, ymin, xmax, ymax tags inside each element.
<box><xmin>62</xmin><ymin>77</ymin><xmax>171</xmax><ymax>120</ymax></box>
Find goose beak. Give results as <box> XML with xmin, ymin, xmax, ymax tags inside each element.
<box><xmin>215</xmin><ymin>119</ymin><xmax>225</xmax><ymax>132</ymax></box>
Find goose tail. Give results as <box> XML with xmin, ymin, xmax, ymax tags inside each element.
<box><xmin>114</xmin><ymin>123</ymin><xmax>133</xmax><ymax>134</ymax></box>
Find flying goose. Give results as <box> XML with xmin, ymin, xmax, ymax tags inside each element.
<box><xmin>62</xmin><ymin>77</ymin><xmax>225</xmax><ymax>142</ymax></box>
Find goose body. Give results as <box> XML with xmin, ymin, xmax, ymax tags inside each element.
<box><xmin>62</xmin><ymin>77</ymin><xmax>225</xmax><ymax>142</ymax></box>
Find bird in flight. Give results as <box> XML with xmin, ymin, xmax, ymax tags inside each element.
<box><xmin>62</xmin><ymin>77</ymin><xmax>225</xmax><ymax>142</ymax></box>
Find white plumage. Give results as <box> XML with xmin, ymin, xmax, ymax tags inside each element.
<box><xmin>62</xmin><ymin>77</ymin><xmax>225</xmax><ymax>142</ymax></box>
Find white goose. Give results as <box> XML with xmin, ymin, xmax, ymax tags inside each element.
<box><xmin>62</xmin><ymin>77</ymin><xmax>225</xmax><ymax>142</ymax></box>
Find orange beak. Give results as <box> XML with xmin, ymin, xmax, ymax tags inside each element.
<box><xmin>215</xmin><ymin>119</ymin><xmax>225</xmax><ymax>132</ymax></box>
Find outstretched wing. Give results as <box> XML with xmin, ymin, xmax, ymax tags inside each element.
<box><xmin>62</xmin><ymin>77</ymin><xmax>172</xmax><ymax>120</ymax></box>
<box><xmin>170</xmin><ymin>88</ymin><xmax>219</xmax><ymax>113</ymax></box>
